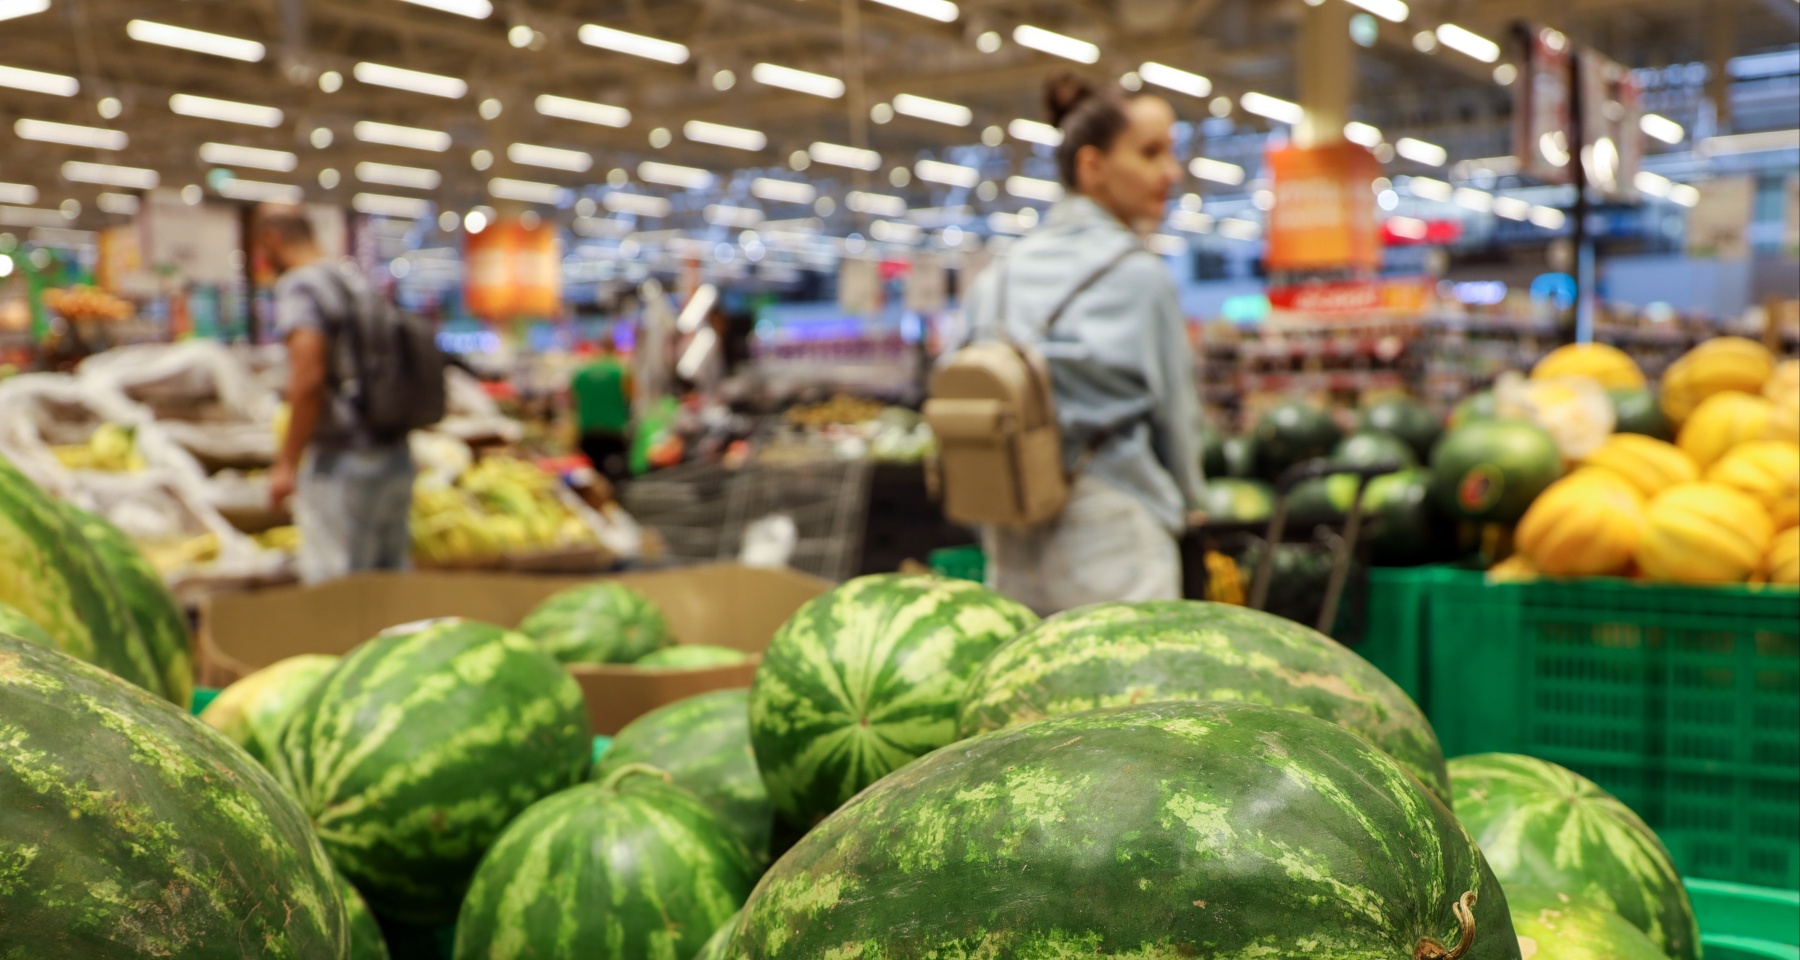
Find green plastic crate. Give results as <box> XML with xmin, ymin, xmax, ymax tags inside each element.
<box><xmin>929</xmin><ymin>545</ymin><xmax>986</xmax><ymax>583</ymax></box>
<box><xmin>1688</xmin><ymin>878</ymin><xmax>1800</xmax><ymax>960</ymax></box>
<box><xmin>1360</xmin><ymin>567</ymin><xmax>1800</xmax><ymax>889</ymax></box>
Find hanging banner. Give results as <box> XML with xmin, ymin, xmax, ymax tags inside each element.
<box><xmin>1514</xmin><ymin>26</ymin><xmax>1574</xmax><ymax>184</ymax></box>
<box><xmin>1579</xmin><ymin>48</ymin><xmax>1643</xmax><ymax>201</ymax></box>
<box><xmin>1263</xmin><ymin>140</ymin><xmax>1383</xmax><ymax>275</ymax></box>
<box><xmin>465</xmin><ymin>220</ymin><xmax>560</xmax><ymax>318</ymax></box>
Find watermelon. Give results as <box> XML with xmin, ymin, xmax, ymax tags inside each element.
<box><xmin>1505</xmin><ymin>886</ymin><xmax>1668</xmax><ymax>960</ymax></box>
<box><xmin>1195</xmin><ymin>477</ymin><xmax>1275</xmax><ymax>523</ymax></box>
<box><xmin>1199</xmin><ymin>425</ymin><xmax>1228</xmax><ymax>479</ymax></box>
<box><xmin>1251</xmin><ymin>400</ymin><xmax>1343</xmax><ymax>480</ymax></box>
<box><xmin>0</xmin><ymin>454</ymin><xmax>166</xmax><ymax>699</ymax></box>
<box><xmin>335</xmin><ymin>868</ymin><xmax>393</xmax><ymax>960</ymax></box>
<box><xmin>1450</xmin><ymin>753</ymin><xmax>1699</xmax><ymax>960</ymax></box>
<box><xmin>0</xmin><ymin>633</ymin><xmax>348</xmax><ymax>957</ymax></box>
<box><xmin>199</xmin><ymin>653</ymin><xmax>339</xmax><ymax>767</ymax></box>
<box><xmin>453</xmin><ymin>766</ymin><xmax>755</xmax><ymax>960</ymax></box>
<box><xmin>635</xmin><ymin>644</ymin><xmax>750</xmax><ymax>668</ymax></box>
<box><xmin>67</xmin><ymin>505</ymin><xmax>195</xmax><ymax>710</ymax></box>
<box><xmin>1288</xmin><ymin>472</ymin><xmax>1361</xmax><ymax>525</ymax></box>
<box><xmin>748</xmin><ymin>573</ymin><xmax>1037</xmax><ymax>828</ymax></box>
<box><xmin>1609</xmin><ymin>388</ymin><xmax>1672</xmax><ymax>441</ymax></box>
<box><xmin>1360</xmin><ymin>397</ymin><xmax>1444</xmax><ymax>461</ymax></box>
<box><xmin>592</xmin><ymin>688</ymin><xmax>773</xmax><ymax>861</ymax></box>
<box><xmin>735</xmin><ymin>701</ymin><xmax>1517</xmax><ymax>959</ymax></box>
<box><xmin>1451</xmin><ymin>390</ymin><xmax>1500</xmax><ymax>428</ymax></box>
<box><xmin>1430</xmin><ymin>419</ymin><xmax>1564</xmax><ymax>524</ymax></box>
<box><xmin>1363</xmin><ymin>468</ymin><xmax>1441</xmax><ymax>565</ymax></box>
<box><xmin>519</xmin><ymin>580</ymin><xmax>670</xmax><ymax>664</ymax></box>
<box><xmin>1233</xmin><ymin>538</ymin><xmax>1343</xmax><ymax>629</ymax></box>
<box><xmin>692</xmin><ymin>910</ymin><xmax>741</xmax><ymax>960</ymax></box>
<box><xmin>1221</xmin><ymin>434</ymin><xmax>1258</xmax><ymax>478</ymax></box>
<box><xmin>272</xmin><ymin>618</ymin><xmax>593</xmax><ymax>925</ymax></box>
<box><xmin>1333</xmin><ymin>429</ymin><xmax>1419</xmax><ymax>470</ymax></box>
<box><xmin>0</xmin><ymin>599</ymin><xmax>53</xmax><ymax>647</ymax></box>
<box><xmin>958</xmin><ymin>599</ymin><xmax>1452</xmax><ymax>801</ymax></box>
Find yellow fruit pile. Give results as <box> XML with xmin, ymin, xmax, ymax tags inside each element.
<box><xmin>411</xmin><ymin>456</ymin><xmax>597</xmax><ymax>564</ymax></box>
<box><xmin>51</xmin><ymin>423</ymin><xmax>147</xmax><ymax>473</ymax></box>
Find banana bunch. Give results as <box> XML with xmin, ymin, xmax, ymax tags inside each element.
<box><xmin>52</xmin><ymin>423</ymin><xmax>148</xmax><ymax>473</ymax></box>
<box><xmin>253</xmin><ymin>525</ymin><xmax>301</xmax><ymax>551</ymax></box>
<box><xmin>411</xmin><ymin>457</ymin><xmax>597</xmax><ymax>565</ymax></box>
<box><xmin>141</xmin><ymin>532</ymin><xmax>221</xmax><ymax>574</ymax></box>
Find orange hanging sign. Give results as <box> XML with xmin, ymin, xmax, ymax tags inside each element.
<box><xmin>1263</xmin><ymin>141</ymin><xmax>1383</xmax><ymax>274</ymax></box>
<box><xmin>465</xmin><ymin>220</ymin><xmax>561</xmax><ymax>318</ymax></box>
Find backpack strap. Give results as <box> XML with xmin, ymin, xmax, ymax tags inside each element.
<box><xmin>309</xmin><ymin>266</ymin><xmax>377</xmax><ymax>429</ymax></box>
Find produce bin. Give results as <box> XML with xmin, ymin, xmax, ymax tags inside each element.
<box><xmin>928</xmin><ymin>544</ymin><xmax>985</xmax><ymax>583</ymax></box>
<box><xmin>1361</xmin><ymin>566</ymin><xmax>1800</xmax><ymax>889</ymax></box>
<box><xmin>1687</xmin><ymin>878</ymin><xmax>1800</xmax><ymax>960</ymax></box>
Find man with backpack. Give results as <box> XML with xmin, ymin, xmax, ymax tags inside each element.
<box><xmin>261</xmin><ymin>205</ymin><xmax>445</xmax><ymax>583</ymax></box>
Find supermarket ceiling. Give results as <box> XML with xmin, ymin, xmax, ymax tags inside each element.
<box><xmin>0</xmin><ymin>0</ymin><xmax>1795</xmax><ymax>226</ymax></box>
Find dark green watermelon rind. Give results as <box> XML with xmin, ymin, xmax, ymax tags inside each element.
<box><xmin>736</xmin><ymin>701</ymin><xmax>1516</xmax><ymax>960</ymax></box>
<box><xmin>519</xmin><ymin>581</ymin><xmax>671</xmax><ymax>664</ymax></box>
<box><xmin>1449</xmin><ymin>753</ymin><xmax>1700</xmax><ymax>960</ymax></box>
<box><xmin>0</xmin><ymin>635</ymin><xmax>347</xmax><ymax>957</ymax></box>
<box><xmin>748</xmin><ymin>574</ymin><xmax>1039</xmax><ymax>829</ymax></box>
<box><xmin>692</xmin><ymin>909</ymin><xmax>742</xmax><ymax>960</ymax></box>
<box><xmin>68</xmin><ymin>505</ymin><xmax>197</xmax><ymax>709</ymax></box>
<box><xmin>334</xmin><ymin>866</ymin><xmax>394</xmax><ymax>960</ymax></box>
<box><xmin>453</xmin><ymin>773</ymin><xmax>755</xmax><ymax>960</ymax></box>
<box><xmin>1504</xmin><ymin>885</ymin><xmax>1670</xmax><ymax>960</ymax></box>
<box><xmin>272</xmin><ymin>619</ymin><xmax>594</xmax><ymax>926</ymax></box>
<box><xmin>1359</xmin><ymin>399</ymin><xmax>1445</xmax><ymax>463</ymax></box>
<box><xmin>0</xmin><ymin>600</ymin><xmax>55</xmax><ymax>648</ymax></box>
<box><xmin>957</xmin><ymin>600</ymin><xmax>1453</xmax><ymax>804</ymax></box>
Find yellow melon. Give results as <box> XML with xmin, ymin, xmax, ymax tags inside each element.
<box><xmin>1580</xmin><ymin>433</ymin><xmax>1700</xmax><ymax>498</ymax></box>
<box><xmin>1635</xmin><ymin>482</ymin><xmax>1774</xmax><ymax>584</ymax></box>
<box><xmin>1531</xmin><ymin>342</ymin><xmax>1646</xmax><ymax>390</ymax></box>
<box><xmin>1765</xmin><ymin>361</ymin><xmax>1799</xmax><ymax>445</ymax></box>
<box><xmin>1767</xmin><ymin>527</ymin><xmax>1799</xmax><ymax>585</ymax></box>
<box><xmin>1677</xmin><ymin>391</ymin><xmax>1774</xmax><ymax>469</ymax></box>
<box><xmin>1516</xmin><ymin>471</ymin><xmax>1644</xmax><ymax>577</ymax></box>
<box><xmin>1660</xmin><ymin>336</ymin><xmax>1777</xmax><ymax>424</ymax></box>
<box><xmin>1767</xmin><ymin>359</ymin><xmax>1800</xmax><ymax>399</ymax></box>
<box><xmin>1706</xmin><ymin>440</ymin><xmax>1800</xmax><ymax>531</ymax></box>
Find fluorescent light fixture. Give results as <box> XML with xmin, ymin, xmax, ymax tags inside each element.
<box><xmin>604</xmin><ymin>193</ymin><xmax>672</xmax><ymax>218</ymax></box>
<box><xmin>1005</xmin><ymin>175</ymin><xmax>1064</xmax><ymax>202</ymax></box>
<box><xmin>751</xmin><ymin>179</ymin><xmax>816</xmax><ymax>205</ymax></box>
<box><xmin>1239</xmin><ymin>91</ymin><xmax>1304</xmax><ymax>125</ymax></box>
<box><xmin>15</xmin><ymin>118</ymin><xmax>127</xmax><ymax>150</ymax></box>
<box><xmin>892</xmin><ymin>93</ymin><xmax>973</xmax><ymax>127</ymax></box>
<box><xmin>1009</xmin><ymin>118</ymin><xmax>1063</xmax><ymax>146</ymax></box>
<box><xmin>0</xmin><ymin>63</ymin><xmax>80</xmax><ymax>96</ymax></box>
<box><xmin>675</xmin><ymin>284</ymin><xmax>718</xmax><ymax>333</ymax></box>
<box><xmin>1168</xmin><ymin>209</ymin><xmax>1214</xmax><ymax>233</ymax></box>
<box><xmin>1638</xmin><ymin>113</ymin><xmax>1685</xmax><ymax>145</ymax></box>
<box><xmin>1634</xmin><ymin>170</ymin><xmax>1673</xmax><ymax>198</ymax></box>
<box><xmin>488</xmin><ymin>177</ymin><xmax>567</xmax><ymax>205</ymax></box>
<box><xmin>1344</xmin><ymin>121</ymin><xmax>1383</xmax><ymax>147</ymax></box>
<box><xmin>915</xmin><ymin>159</ymin><xmax>980</xmax><ymax>188</ymax></box>
<box><xmin>0</xmin><ymin>182</ymin><xmax>37</xmax><ymax>204</ymax></box>
<box><xmin>169</xmin><ymin>93</ymin><xmax>283</xmax><ymax>127</ymax></box>
<box><xmin>1406</xmin><ymin>176</ymin><xmax>1453</xmax><ymax>201</ymax></box>
<box><xmin>705</xmin><ymin>204</ymin><xmax>763</xmax><ymax>228</ymax></box>
<box><xmin>355</xmin><ymin>161</ymin><xmax>441</xmax><ymax>190</ymax></box>
<box><xmin>906</xmin><ymin>205</ymin><xmax>972</xmax><ymax>226</ymax></box>
<box><xmin>534</xmin><ymin>94</ymin><xmax>630</xmax><ymax>128</ymax></box>
<box><xmin>1528</xmin><ymin>206</ymin><xmax>1566</xmax><ymax>229</ymax></box>
<box><xmin>1435</xmin><ymin>24</ymin><xmax>1500</xmax><ymax>63</ymax></box>
<box><xmin>1452</xmin><ymin>187</ymin><xmax>1493</xmax><ymax>212</ymax></box>
<box><xmin>869</xmin><ymin>0</ymin><xmax>958</xmax><ymax>22</ymax></box>
<box><xmin>637</xmin><ymin>161</ymin><xmax>714</xmax><ymax>190</ymax></box>
<box><xmin>1146</xmin><ymin>233</ymin><xmax>1187</xmax><ymax>256</ymax></box>
<box><xmin>0</xmin><ymin>206</ymin><xmax>67</xmax><ymax>229</ymax></box>
<box><xmin>751</xmin><ymin>63</ymin><xmax>845</xmax><ymax>99</ymax></box>
<box><xmin>870</xmin><ymin>220</ymin><xmax>924</xmax><ymax>244</ymax></box>
<box><xmin>97</xmin><ymin>192</ymin><xmax>139</xmax><ymax>215</ymax></box>
<box><xmin>1669</xmin><ymin>184</ymin><xmax>1700</xmax><ymax>207</ymax></box>
<box><xmin>62</xmin><ymin>160</ymin><xmax>160</xmax><ymax>189</ymax></box>
<box><xmin>683</xmin><ymin>120</ymin><xmax>767</xmax><ymax>152</ymax></box>
<box><xmin>216</xmin><ymin>177</ymin><xmax>303</xmax><ymax>203</ymax></box>
<box><xmin>1492</xmin><ymin>196</ymin><xmax>1530</xmax><ymax>220</ymax></box>
<box><xmin>199</xmin><ymin>142</ymin><xmax>297</xmax><ymax>172</ymax></box>
<box><xmin>0</xmin><ymin>0</ymin><xmax>51</xmax><ymax>23</ymax></box>
<box><xmin>1700</xmin><ymin>129</ymin><xmax>1800</xmax><ymax>155</ymax></box>
<box><xmin>1395</xmin><ymin>137</ymin><xmax>1448</xmax><ymax>166</ymax></box>
<box><xmin>353</xmin><ymin>62</ymin><xmax>466</xmax><ymax>99</ymax></box>
<box><xmin>1189</xmin><ymin>157</ymin><xmax>1246</xmax><ymax>185</ymax></box>
<box><xmin>1453</xmin><ymin>155</ymin><xmax>1522</xmax><ymax>179</ymax></box>
<box><xmin>507</xmin><ymin>142</ymin><xmax>592</xmax><ymax>172</ymax></box>
<box><xmin>126</xmin><ymin>21</ymin><xmax>265</xmax><ymax>61</ymax></box>
<box><xmin>1346</xmin><ymin>0</ymin><xmax>1408</xmax><ymax>23</ymax></box>
<box><xmin>1387</xmin><ymin>216</ymin><xmax>1428</xmax><ymax>240</ymax></box>
<box><xmin>846</xmin><ymin>191</ymin><xmax>907</xmax><ymax>217</ymax></box>
<box><xmin>1011</xmin><ymin>25</ymin><xmax>1099</xmax><ymax>64</ymax></box>
<box><xmin>1138</xmin><ymin>62</ymin><xmax>1211</xmax><ymax>98</ymax></box>
<box><xmin>987</xmin><ymin>211</ymin><xmax>1032</xmax><ymax>235</ymax></box>
<box><xmin>352</xmin><ymin>192</ymin><xmax>431</xmax><ymax>218</ymax></box>
<box><xmin>398</xmin><ymin>0</ymin><xmax>492</xmax><ymax>18</ymax></box>
<box><xmin>809</xmin><ymin>142</ymin><xmax>882</xmax><ymax>171</ymax></box>
<box><xmin>578</xmin><ymin>24</ymin><xmax>689</xmax><ymax>64</ymax></box>
<box><xmin>353</xmin><ymin>120</ymin><xmax>452</xmax><ymax>152</ymax></box>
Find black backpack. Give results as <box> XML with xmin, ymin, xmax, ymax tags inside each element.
<box><xmin>319</xmin><ymin>267</ymin><xmax>447</xmax><ymax>441</ymax></box>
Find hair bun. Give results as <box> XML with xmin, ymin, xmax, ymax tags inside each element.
<box><xmin>1043</xmin><ymin>70</ymin><xmax>1097</xmax><ymax>128</ymax></box>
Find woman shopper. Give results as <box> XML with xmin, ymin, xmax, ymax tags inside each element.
<box><xmin>966</xmin><ymin>71</ymin><xmax>1203</xmax><ymax>614</ymax></box>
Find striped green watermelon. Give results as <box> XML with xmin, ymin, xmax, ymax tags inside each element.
<box><xmin>958</xmin><ymin>599</ymin><xmax>1453</xmax><ymax>802</ymax></box>
<box><xmin>1449</xmin><ymin>753</ymin><xmax>1699</xmax><ymax>960</ymax></box>
<box><xmin>748</xmin><ymin>573</ymin><xmax>1038</xmax><ymax>828</ymax></box>
<box><xmin>334</xmin><ymin>867</ymin><xmax>393</xmax><ymax>960</ymax></box>
<box><xmin>272</xmin><ymin>618</ymin><xmax>593</xmax><ymax>925</ymax></box>
<box><xmin>1505</xmin><ymin>886</ymin><xmax>1668</xmax><ymax>960</ymax></box>
<box><xmin>519</xmin><ymin>580</ymin><xmax>671</xmax><ymax>663</ymax></box>
<box><xmin>692</xmin><ymin>910</ymin><xmax>740</xmax><ymax>960</ymax></box>
<box><xmin>735</xmin><ymin>700</ymin><xmax>1518</xmax><ymax>959</ymax></box>
<box><xmin>635</xmin><ymin>644</ymin><xmax>750</xmax><ymax>669</ymax></box>
<box><xmin>0</xmin><ymin>599</ymin><xmax>53</xmax><ymax>647</ymax></box>
<box><xmin>67</xmin><ymin>505</ymin><xmax>195</xmax><ymax>709</ymax></box>
<box><xmin>0</xmin><ymin>633</ymin><xmax>348</xmax><ymax>957</ymax></box>
<box><xmin>592</xmin><ymin>688</ymin><xmax>772</xmax><ymax>861</ymax></box>
<box><xmin>0</xmin><ymin>453</ymin><xmax>166</xmax><ymax>700</ymax></box>
<box><xmin>454</xmin><ymin>765</ymin><xmax>755</xmax><ymax>960</ymax></box>
<box><xmin>199</xmin><ymin>653</ymin><xmax>339</xmax><ymax>767</ymax></box>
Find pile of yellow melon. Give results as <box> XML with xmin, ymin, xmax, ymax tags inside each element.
<box><xmin>1514</xmin><ymin>338</ymin><xmax>1798</xmax><ymax>586</ymax></box>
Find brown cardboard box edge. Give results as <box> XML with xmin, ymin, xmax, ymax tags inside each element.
<box><xmin>197</xmin><ymin>563</ymin><xmax>831</xmax><ymax>734</ymax></box>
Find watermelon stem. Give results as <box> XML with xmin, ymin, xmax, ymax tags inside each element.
<box><xmin>596</xmin><ymin>762</ymin><xmax>672</xmax><ymax>792</ymax></box>
<box><xmin>1413</xmin><ymin>891</ymin><xmax>1478</xmax><ymax>960</ymax></box>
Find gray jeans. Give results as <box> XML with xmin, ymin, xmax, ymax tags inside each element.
<box><xmin>295</xmin><ymin>445</ymin><xmax>415</xmax><ymax>584</ymax></box>
<box><xmin>984</xmin><ymin>474</ymin><xmax>1182</xmax><ymax>616</ymax></box>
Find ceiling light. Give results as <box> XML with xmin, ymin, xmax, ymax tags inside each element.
<box><xmin>1413</xmin><ymin>30</ymin><xmax>1438</xmax><ymax>52</ymax></box>
<box><xmin>1528</xmin><ymin>206</ymin><xmax>1566</xmax><ymax>229</ymax></box>
<box><xmin>683</xmin><ymin>120</ymin><xmax>767</xmax><ymax>152</ymax></box>
<box><xmin>869</xmin><ymin>0</ymin><xmax>958</xmax><ymax>22</ymax></box>
<box><xmin>892</xmin><ymin>93</ymin><xmax>972</xmax><ymax>126</ymax></box>
<box><xmin>97</xmin><ymin>192</ymin><xmax>139</xmax><ymax>215</ymax></box>
<box><xmin>1452</xmin><ymin>187</ymin><xmax>1493</xmax><ymax>212</ymax></box>
<box><xmin>15</xmin><ymin>118</ymin><xmax>127</xmax><ymax>150</ymax></box>
<box><xmin>705</xmin><ymin>204</ymin><xmax>764</xmax><ymax>228</ymax></box>
<box><xmin>1406</xmin><ymin>176</ymin><xmax>1453</xmax><ymax>201</ymax></box>
<box><xmin>1006</xmin><ymin>175</ymin><xmax>1063</xmax><ymax>202</ymax></box>
<box><xmin>1395</xmin><ymin>137</ymin><xmax>1448</xmax><ymax>166</ymax></box>
<box><xmin>1345</xmin><ymin>0</ymin><xmax>1408</xmax><ymax>23</ymax></box>
<box><xmin>847</xmin><ymin>191</ymin><xmax>907</xmax><ymax>217</ymax></box>
<box><xmin>199</xmin><ymin>142</ymin><xmax>297</xmax><ymax>172</ymax></box>
<box><xmin>356</xmin><ymin>161</ymin><xmax>441</xmax><ymax>190</ymax></box>
<box><xmin>1387</xmin><ymin>216</ymin><xmax>1428</xmax><ymax>240</ymax></box>
<box><xmin>1493</xmin><ymin>64</ymin><xmax>1518</xmax><ymax>85</ymax></box>
<box><xmin>1491</xmin><ymin>196</ymin><xmax>1529</xmax><ymax>220</ymax></box>
<box><xmin>604</xmin><ymin>193</ymin><xmax>672</xmax><ymax>218</ymax></box>
<box><xmin>1189</xmin><ymin>157</ymin><xmax>1246</xmax><ymax>185</ymax></box>
<box><xmin>0</xmin><ymin>0</ymin><xmax>50</xmax><ymax>23</ymax></box>
<box><xmin>1009</xmin><ymin>118</ymin><xmax>1062</xmax><ymax>146</ymax></box>
<box><xmin>488</xmin><ymin>177</ymin><xmax>567</xmax><ymax>205</ymax></box>
<box><xmin>578</xmin><ymin>23</ymin><xmax>689</xmax><ymax>64</ymax></box>
<box><xmin>1634</xmin><ymin>171</ymin><xmax>1672</xmax><ymax>198</ymax></box>
<box><xmin>353</xmin><ymin>62</ymin><xmax>467</xmax><ymax>98</ymax></box>
<box><xmin>871</xmin><ymin>220</ymin><xmax>924</xmax><ymax>244</ymax></box>
<box><xmin>352</xmin><ymin>192</ymin><xmax>430</xmax><ymax>218</ymax></box>
<box><xmin>987</xmin><ymin>211</ymin><xmax>1033</xmax><ymax>235</ymax></box>
<box><xmin>169</xmin><ymin>93</ymin><xmax>283</xmax><ymax>127</ymax></box>
<box><xmin>398</xmin><ymin>0</ymin><xmax>493</xmax><ymax>19</ymax></box>
<box><xmin>0</xmin><ymin>182</ymin><xmax>37</xmax><ymax>204</ymax></box>
<box><xmin>94</xmin><ymin>97</ymin><xmax>120</xmax><ymax>119</ymax></box>
<box><xmin>310</xmin><ymin>127</ymin><xmax>333</xmax><ymax>149</ymax></box>
<box><xmin>353</xmin><ymin>120</ymin><xmax>452</xmax><ymax>152</ymax></box>
<box><xmin>1639</xmin><ymin>113</ymin><xmax>1685</xmax><ymax>145</ymax></box>
<box><xmin>0</xmin><ymin>206</ymin><xmax>67</xmax><ymax>229</ymax></box>
<box><xmin>507</xmin><ymin>142</ymin><xmax>593</xmax><ymax>172</ymax></box>
<box><xmin>61</xmin><ymin>161</ymin><xmax>159</xmax><ymax>189</ymax></box>
<box><xmin>478</xmin><ymin>98</ymin><xmax>502</xmax><ymax>120</ymax></box>
<box><xmin>1344</xmin><ymin>122</ymin><xmax>1383</xmax><ymax>147</ymax></box>
<box><xmin>1239</xmin><ymin>91</ymin><xmax>1304</xmax><ymax>125</ymax></box>
<box><xmin>1435</xmin><ymin>24</ymin><xmax>1500</xmax><ymax>63</ymax></box>
<box><xmin>1011</xmin><ymin>25</ymin><xmax>1099</xmax><ymax>64</ymax></box>
<box><xmin>125</xmin><ymin>21</ymin><xmax>265</xmax><ymax>61</ymax></box>
<box><xmin>1138</xmin><ymin>62</ymin><xmax>1211</xmax><ymax>98</ymax></box>
<box><xmin>534</xmin><ymin>94</ymin><xmax>631</xmax><ymax>128</ymax></box>
<box><xmin>751</xmin><ymin>179</ymin><xmax>816</xmax><ymax>205</ymax></box>
<box><xmin>1668</xmin><ymin>184</ymin><xmax>1700</xmax><ymax>207</ymax></box>
<box><xmin>0</xmin><ymin>63</ymin><xmax>79</xmax><ymax>96</ymax></box>
<box><xmin>637</xmin><ymin>161</ymin><xmax>714</xmax><ymax>190</ymax></box>
<box><xmin>906</xmin><ymin>205</ymin><xmax>971</xmax><ymax>226</ymax></box>
<box><xmin>1168</xmin><ymin>209</ymin><xmax>1213</xmax><ymax>233</ymax></box>
<box><xmin>1699</xmin><ymin>129</ymin><xmax>1799</xmax><ymax>155</ymax></box>
<box><xmin>751</xmin><ymin>63</ymin><xmax>845</xmax><ymax>99</ymax></box>
<box><xmin>809</xmin><ymin>142</ymin><xmax>882</xmax><ymax>171</ymax></box>
<box><xmin>915</xmin><ymin>159</ymin><xmax>980</xmax><ymax>188</ymax></box>
<box><xmin>216</xmin><ymin>178</ymin><xmax>303</xmax><ymax>203</ymax></box>
<box><xmin>976</xmin><ymin>30</ymin><xmax>1002</xmax><ymax>53</ymax></box>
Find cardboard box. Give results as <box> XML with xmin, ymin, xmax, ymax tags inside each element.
<box><xmin>198</xmin><ymin>563</ymin><xmax>830</xmax><ymax>734</ymax></box>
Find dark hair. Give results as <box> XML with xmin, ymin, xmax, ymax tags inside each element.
<box><xmin>256</xmin><ymin>204</ymin><xmax>315</xmax><ymax>245</ymax></box>
<box><xmin>1045</xmin><ymin>70</ymin><xmax>1136</xmax><ymax>189</ymax></box>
